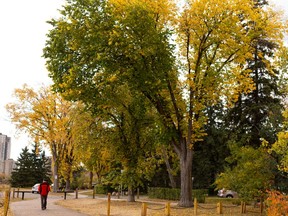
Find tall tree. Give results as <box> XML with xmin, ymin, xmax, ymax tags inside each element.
<box><xmin>10</xmin><ymin>147</ymin><xmax>34</xmax><ymax>187</ymax></box>
<box><xmin>71</xmin><ymin>83</ymin><xmax>160</xmax><ymax>199</ymax></box>
<box><xmin>197</xmin><ymin>0</ymin><xmax>287</xmax><ymax>192</ymax></box>
<box><xmin>43</xmin><ymin>0</ymin><xmax>285</xmax><ymax>206</ymax></box>
<box><xmin>6</xmin><ymin>85</ymin><xmax>77</xmax><ymax>191</ymax></box>
<box><xmin>31</xmin><ymin>143</ymin><xmax>52</xmax><ymax>183</ymax></box>
<box><xmin>72</xmin><ymin>105</ymin><xmax>112</xmax><ymax>188</ymax></box>
<box><xmin>266</xmin><ymin>47</ymin><xmax>288</xmax><ymax>192</ymax></box>
<box><xmin>215</xmin><ymin>144</ymin><xmax>276</xmax><ymax>200</ymax></box>
<box><xmin>192</xmin><ymin>104</ymin><xmax>230</xmax><ymax>189</ymax></box>
<box><xmin>10</xmin><ymin>146</ymin><xmax>51</xmax><ymax>187</ymax></box>
<box><xmin>225</xmin><ymin>0</ymin><xmax>285</xmax><ymax>148</ymax></box>
<box><xmin>103</xmin><ymin>86</ymin><xmax>159</xmax><ymax>202</ymax></box>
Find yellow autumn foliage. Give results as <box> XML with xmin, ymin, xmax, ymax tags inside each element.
<box><xmin>109</xmin><ymin>0</ymin><xmax>176</xmax><ymax>26</ymax></box>
<box><xmin>6</xmin><ymin>84</ymin><xmax>80</xmax><ymax>188</ymax></box>
<box><xmin>270</xmin><ymin>109</ymin><xmax>288</xmax><ymax>173</ymax></box>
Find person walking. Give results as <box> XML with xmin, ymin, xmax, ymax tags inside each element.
<box><xmin>38</xmin><ymin>180</ymin><xmax>51</xmax><ymax>210</ymax></box>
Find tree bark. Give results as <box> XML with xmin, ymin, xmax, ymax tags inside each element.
<box><xmin>52</xmin><ymin>155</ymin><xmax>59</xmax><ymax>192</ymax></box>
<box><xmin>127</xmin><ymin>185</ymin><xmax>135</xmax><ymax>202</ymax></box>
<box><xmin>178</xmin><ymin>146</ymin><xmax>193</xmax><ymax>207</ymax></box>
<box><xmin>161</xmin><ymin>146</ymin><xmax>177</xmax><ymax>188</ymax></box>
<box><xmin>65</xmin><ymin>179</ymin><xmax>71</xmax><ymax>190</ymax></box>
<box><xmin>89</xmin><ymin>171</ymin><xmax>93</xmax><ymax>189</ymax></box>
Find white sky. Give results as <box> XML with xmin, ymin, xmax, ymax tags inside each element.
<box><xmin>0</xmin><ymin>0</ymin><xmax>287</xmax><ymax>160</ymax></box>
<box><xmin>0</xmin><ymin>0</ymin><xmax>65</xmax><ymax>160</ymax></box>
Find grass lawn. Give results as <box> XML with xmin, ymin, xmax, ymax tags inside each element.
<box><xmin>54</xmin><ymin>191</ymin><xmax>265</xmax><ymax>216</ymax></box>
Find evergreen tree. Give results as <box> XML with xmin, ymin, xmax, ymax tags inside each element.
<box><xmin>194</xmin><ymin>1</ymin><xmax>285</xmax><ymax>189</ymax></box>
<box><xmin>10</xmin><ymin>145</ymin><xmax>51</xmax><ymax>187</ymax></box>
<box><xmin>225</xmin><ymin>0</ymin><xmax>284</xmax><ymax>148</ymax></box>
<box><xmin>193</xmin><ymin>104</ymin><xmax>230</xmax><ymax>190</ymax></box>
<box><xmin>213</xmin><ymin>0</ymin><xmax>286</xmax><ymax>194</ymax></box>
<box><xmin>31</xmin><ymin>143</ymin><xmax>52</xmax><ymax>183</ymax></box>
<box><xmin>39</xmin><ymin>151</ymin><xmax>52</xmax><ymax>183</ymax></box>
<box><xmin>10</xmin><ymin>147</ymin><xmax>34</xmax><ymax>187</ymax></box>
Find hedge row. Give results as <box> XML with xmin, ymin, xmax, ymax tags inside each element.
<box><xmin>94</xmin><ymin>184</ymin><xmax>110</xmax><ymax>194</ymax></box>
<box><xmin>148</xmin><ymin>187</ymin><xmax>208</xmax><ymax>203</ymax></box>
<box><xmin>94</xmin><ymin>185</ymin><xmax>208</xmax><ymax>203</ymax></box>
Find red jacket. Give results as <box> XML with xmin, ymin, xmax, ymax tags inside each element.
<box><xmin>38</xmin><ymin>182</ymin><xmax>50</xmax><ymax>196</ymax></box>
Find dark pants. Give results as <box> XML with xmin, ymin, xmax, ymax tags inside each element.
<box><xmin>41</xmin><ymin>195</ymin><xmax>48</xmax><ymax>209</ymax></box>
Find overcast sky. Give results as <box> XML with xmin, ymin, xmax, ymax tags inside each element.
<box><xmin>0</xmin><ymin>0</ymin><xmax>287</xmax><ymax>160</ymax></box>
<box><xmin>0</xmin><ymin>1</ymin><xmax>65</xmax><ymax>159</ymax></box>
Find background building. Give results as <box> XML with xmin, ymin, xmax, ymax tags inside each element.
<box><xmin>0</xmin><ymin>133</ymin><xmax>11</xmax><ymax>161</ymax></box>
<box><xmin>0</xmin><ymin>133</ymin><xmax>15</xmax><ymax>176</ymax></box>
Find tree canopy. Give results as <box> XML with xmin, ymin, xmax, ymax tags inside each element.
<box><xmin>43</xmin><ymin>0</ymin><xmax>286</xmax><ymax>206</ymax></box>
<box><xmin>215</xmin><ymin>144</ymin><xmax>276</xmax><ymax>200</ymax></box>
<box><xmin>6</xmin><ymin>85</ymin><xmax>77</xmax><ymax>191</ymax></box>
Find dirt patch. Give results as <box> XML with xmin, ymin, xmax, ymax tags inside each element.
<box><xmin>56</xmin><ymin>199</ymin><xmax>142</xmax><ymax>216</ymax></box>
<box><xmin>55</xmin><ymin>198</ymin><xmax>263</xmax><ymax>216</ymax></box>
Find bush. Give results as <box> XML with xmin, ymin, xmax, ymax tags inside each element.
<box><xmin>193</xmin><ymin>189</ymin><xmax>207</xmax><ymax>203</ymax></box>
<box><xmin>94</xmin><ymin>184</ymin><xmax>116</xmax><ymax>194</ymax></box>
<box><xmin>94</xmin><ymin>185</ymin><xmax>108</xmax><ymax>194</ymax></box>
<box><xmin>148</xmin><ymin>187</ymin><xmax>208</xmax><ymax>203</ymax></box>
<box><xmin>266</xmin><ymin>190</ymin><xmax>288</xmax><ymax>216</ymax></box>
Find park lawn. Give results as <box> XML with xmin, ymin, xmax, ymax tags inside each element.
<box><xmin>55</xmin><ymin>195</ymin><xmax>264</xmax><ymax>216</ymax></box>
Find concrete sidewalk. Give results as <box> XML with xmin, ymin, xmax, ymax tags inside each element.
<box><xmin>10</xmin><ymin>195</ymin><xmax>89</xmax><ymax>216</ymax></box>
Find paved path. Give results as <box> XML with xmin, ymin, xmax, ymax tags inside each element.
<box><xmin>10</xmin><ymin>194</ymin><xmax>89</xmax><ymax>216</ymax></box>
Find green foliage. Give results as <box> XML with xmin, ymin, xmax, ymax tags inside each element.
<box><xmin>31</xmin><ymin>144</ymin><xmax>52</xmax><ymax>184</ymax></box>
<box><xmin>95</xmin><ymin>184</ymin><xmax>110</xmax><ymax>194</ymax></box>
<box><xmin>148</xmin><ymin>187</ymin><xmax>180</xmax><ymax>200</ymax></box>
<box><xmin>10</xmin><ymin>147</ymin><xmax>34</xmax><ymax>187</ymax></box>
<box><xmin>193</xmin><ymin>104</ymin><xmax>230</xmax><ymax>189</ymax></box>
<box><xmin>225</xmin><ymin>33</ymin><xmax>284</xmax><ymax>149</ymax></box>
<box><xmin>90</xmin><ymin>85</ymin><xmax>161</xmax><ymax>194</ymax></box>
<box><xmin>10</xmin><ymin>145</ymin><xmax>51</xmax><ymax>187</ymax></box>
<box><xmin>43</xmin><ymin>0</ymin><xmax>287</xmax><ymax>206</ymax></box>
<box><xmin>148</xmin><ymin>187</ymin><xmax>207</xmax><ymax>203</ymax></box>
<box><xmin>270</xmin><ymin>109</ymin><xmax>288</xmax><ymax>173</ymax></box>
<box><xmin>192</xmin><ymin>189</ymin><xmax>208</xmax><ymax>203</ymax></box>
<box><xmin>215</xmin><ymin>144</ymin><xmax>276</xmax><ymax>201</ymax></box>
<box><xmin>212</xmin><ymin>0</ymin><xmax>286</xmax><ymax>196</ymax></box>
<box><xmin>70</xmin><ymin>166</ymin><xmax>86</xmax><ymax>190</ymax></box>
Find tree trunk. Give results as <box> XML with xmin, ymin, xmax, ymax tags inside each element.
<box><xmin>52</xmin><ymin>156</ymin><xmax>59</xmax><ymax>192</ymax></box>
<box><xmin>65</xmin><ymin>165</ymin><xmax>72</xmax><ymax>190</ymax></box>
<box><xmin>89</xmin><ymin>171</ymin><xmax>93</xmax><ymax>189</ymax></box>
<box><xmin>161</xmin><ymin>146</ymin><xmax>177</xmax><ymax>188</ymax></box>
<box><xmin>65</xmin><ymin>179</ymin><xmax>71</xmax><ymax>190</ymax></box>
<box><xmin>127</xmin><ymin>185</ymin><xmax>135</xmax><ymax>202</ymax></box>
<box><xmin>96</xmin><ymin>172</ymin><xmax>102</xmax><ymax>184</ymax></box>
<box><xmin>179</xmin><ymin>147</ymin><xmax>193</xmax><ymax>207</ymax></box>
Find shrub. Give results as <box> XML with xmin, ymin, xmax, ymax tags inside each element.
<box><xmin>193</xmin><ymin>189</ymin><xmax>207</xmax><ymax>203</ymax></box>
<box><xmin>93</xmin><ymin>183</ymin><xmax>118</xmax><ymax>194</ymax></box>
<box><xmin>95</xmin><ymin>184</ymin><xmax>108</xmax><ymax>194</ymax></box>
<box><xmin>266</xmin><ymin>190</ymin><xmax>288</xmax><ymax>216</ymax></box>
<box><xmin>148</xmin><ymin>187</ymin><xmax>208</xmax><ymax>203</ymax></box>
